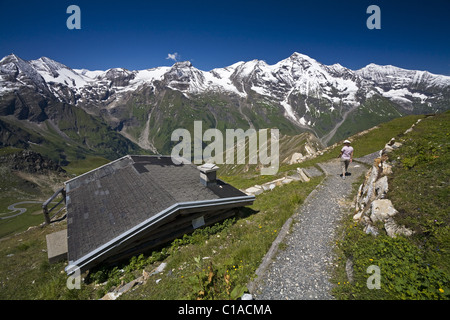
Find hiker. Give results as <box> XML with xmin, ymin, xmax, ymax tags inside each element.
<box><xmin>338</xmin><ymin>140</ymin><xmax>353</xmax><ymax>179</ymax></box>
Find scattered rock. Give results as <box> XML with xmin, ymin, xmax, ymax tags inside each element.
<box><xmin>261</xmin><ymin>183</ymin><xmax>275</xmax><ymax>191</ymax></box>
<box><xmin>241</xmin><ymin>293</ymin><xmax>253</xmax><ymax>300</ymax></box>
<box><xmin>142</xmin><ymin>269</ymin><xmax>150</xmax><ymax>282</ymax></box>
<box><xmin>359</xmin><ymin>165</ymin><xmax>379</xmax><ymax>207</ymax></box>
<box><xmin>353</xmin><ymin>139</ymin><xmax>414</xmax><ymax>238</ymax></box>
<box><xmin>0</xmin><ymin>150</ymin><xmax>65</xmax><ymax>174</ymax></box>
<box><xmin>101</xmin><ymin>291</ymin><xmax>120</xmax><ymax>300</ymax></box>
<box><xmin>244</xmin><ymin>172</ymin><xmax>310</xmax><ymax>196</ymax></box>
<box><xmin>288</xmin><ymin>152</ymin><xmax>304</xmax><ymax>165</ymax></box>
<box><xmin>345</xmin><ymin>258</ymin><xmax>354</xmax><ymax>283</ymax></box>
<box><xmin>244</xmin><ymin>186</ymin><xmax>263</xmax><ymax>196</ymax></box>
<box><xmin>381</xmin><ymin>161</ymin><xmax>392</xmax><ymax>175</ymax></box>
<box><xmin>374</xmin><ymin>176</ymin><xmax>389</xmax><ymax>199</ymax></box>
<box><xmin>151</xmin><ymin>262</ymin><xmax>167</xmax><ymax>275</ymax></box>
<box><xmin>100</xmin><ymin>263</ymin><xmax>167</xmax><ymax>300</ymax></box>
<box><xmin>353</xmin><ymin>210</ymin><xmax>363</xmax><ymax>221</ymax></box>
<box><xmin>364</xmin><ymin>224</ymin><xmax>379</xmax><ymax>236</ymax></box>
<box><xmin>296</xmin><ymin>168</ymin><xmax>310</xmax><ymax>182</ymax></box>
<box><xmin>370</xmin><ymin>199</ymin><xmax>397</xmax><ymax>223</ymax></box>
<box><xmin>116</xmin><ymin>279</ymin><xmax>139</xmax><ymax>295</ymax></box>
<box><xmin>384</xmin><ymin>217</ymin><xmax>414</xmax><ymax>238</ymax></box>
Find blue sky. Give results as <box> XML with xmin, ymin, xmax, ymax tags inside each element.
<box><xmin>1</xmin><ymin>0</ymin><xmax>449</xmax><ymax>75</ymax></box>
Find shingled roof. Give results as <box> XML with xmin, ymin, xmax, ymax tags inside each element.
<box><xmin>64</xmin><ymin>155</ymin><xmax>254</xmax><ymax>275</ymax></box>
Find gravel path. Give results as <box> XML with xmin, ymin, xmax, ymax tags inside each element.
<box><xmin>251</xmin><ymin>159</ymin><xmax>368</xmax><ymax>300</ymax></box>
<box><xmin>0</xmin><ymin>201</ymin><xmax>44</xmax><ymax>219</ymax></box>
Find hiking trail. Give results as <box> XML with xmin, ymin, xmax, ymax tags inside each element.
<box><xmin>250</xmin><ymin>153</ymin><xmax>378</xmax><ymax>300</ymax></box>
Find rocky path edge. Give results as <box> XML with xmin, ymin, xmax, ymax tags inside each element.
<box><xmin>247</xmin><ymin>153</ymin><xmax>377</xmax><ymax>299</ymax></box>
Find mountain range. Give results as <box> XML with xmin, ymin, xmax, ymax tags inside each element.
<box><xmin>1</xmin><ymin>52</ymin><xmax>449</xmax><ymax>164</ymax></box>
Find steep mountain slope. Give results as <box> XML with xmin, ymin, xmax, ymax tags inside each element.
<box><xmin>1</xmin><ymin>52</ymin><xmax>449</xmax><ymax>158</ymax></box>
<box><xmin>0</xmin><ymin>55</ymin><xmax>143</xmax><ymax>163</ymax></box>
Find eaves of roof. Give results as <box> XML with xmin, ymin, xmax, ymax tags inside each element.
<box><xmin>65</xmin><ymin>194</ymin><xmax>254</xmax><ymax>275</ymax></box>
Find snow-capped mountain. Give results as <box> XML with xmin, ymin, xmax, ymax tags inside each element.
<box><xmin>1</xmin><ymin>52</ymin><xmax>449</xmax><ymax>154</ymax></box>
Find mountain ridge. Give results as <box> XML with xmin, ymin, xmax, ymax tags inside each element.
<box><xmin>3</xmin><ymin>52</ymin><xmax>449</xmax><ymax>108</ymax></box>
<box><xmin>1</xmin><ymin>52</ymin><xmax>449</xmax><ymax>158</ymax></box>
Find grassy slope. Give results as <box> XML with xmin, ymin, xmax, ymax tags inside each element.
<box><xmin>129</xmin><ymin>89</ymin><xmax>305</xmax><ymax>156</ymax></box>
<box><xmin>0</xmin><ymin>113</ymin><xmax>445</xmax><ymax>300</ymax></box>
<box><xmin>0</xmin><ymin>147</ymin><xmax>68</xmax><ymax>238</ymax></box>
<box><xmin>0</xmin><ymin>176</ymin><xmax>324</xmax><ymax>300</ymax></box>
<box><xmin>332</xmin><ymin>111</ymin><xmax>449</xmax><ymax>300</ymax></box>
<box><xmin>278</xmin><ymin>114</ymin><xmax>423</xmax><ymax>175</ymax></box>
<box><xmin>327</xmin><ymin>96</ymin><xmax>404</xmax><ymax>146</ymax></box>
<box><xmin>0</xmin><ymin>146</ymin><xmax>111</xmax><ymax>239</ymax></box>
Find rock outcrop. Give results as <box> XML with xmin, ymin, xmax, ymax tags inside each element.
<box><xmin>0</xmin><ymin>149</ymin><xmax>66</xmax><ymax>174</ymax></box>
<box><xmin>353</xmin><ymin>138</ymin><xmax>413</xmax><ymax>238</ymax></box>
<box><xmin>242</xmin><ymin>167</ymin><xmax>320</xmax><ymax>196</ymax></box>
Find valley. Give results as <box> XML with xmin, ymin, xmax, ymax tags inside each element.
<box><xmin>0</xmin><ymin>51</ymin><xmax>449</xmax><ymax>300</ymax></box>
<box><xmin>1</xmin><ymin>52</ymin><xmax>449</xmax><ymax>163</ymax></box>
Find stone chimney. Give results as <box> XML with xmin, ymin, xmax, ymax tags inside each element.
<box><xmin>198</xmin><ymin>163</ymin><xmax>219</xmax><ymax>187</ymax></box>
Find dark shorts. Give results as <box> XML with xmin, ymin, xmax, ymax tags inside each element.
<box><xmin>341</xmin><ymin>158</ymin><xmax>350</xmax><ymax>171</ymax></box>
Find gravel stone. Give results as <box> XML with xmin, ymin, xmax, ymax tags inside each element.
<box><xmin>252</xmin><ymin>159</ymin><xmax>368</xmax><ymax>300</ymax></box>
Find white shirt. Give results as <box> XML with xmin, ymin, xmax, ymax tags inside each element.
<box><xmin>341</xmin><ymin>146</ymin><xmax>354</xmax><ymax>160</ymax></box>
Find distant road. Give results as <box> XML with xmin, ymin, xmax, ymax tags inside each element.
<box><xmin>0</xmin><ymin>201</ymin><xmax>44</xmax><ymax>219</ymax></box>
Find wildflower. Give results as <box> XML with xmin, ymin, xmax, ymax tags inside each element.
<box><xmin>369</xmin><ymin>258</ymin><xmax>373</xmax><ymax>262</ymax></box>
<box><xmin>439</xmin><ymin>288</ymin><xmax>444</xmax><ymax>293</ymax></box>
